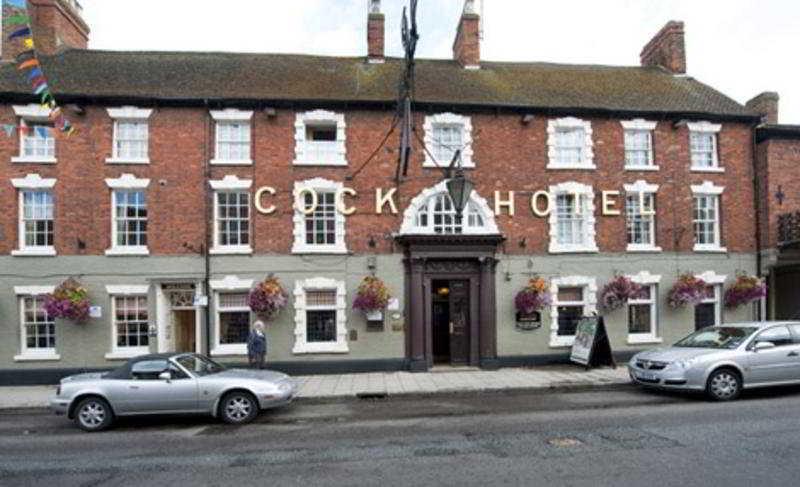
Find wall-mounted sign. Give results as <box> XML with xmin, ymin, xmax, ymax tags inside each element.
<box><xmin>387</xmin><ymin>298</ymin><xmax>400</xmax><ymax>311</ymax></box>
<box><xmin>89</xmin><ymin>306</ymin><xmax>102</xmax><ymax>318</ymax></box>
<box><xmin>515</xmin><ymin>311</ymin><xmax>541</xmax><ymax>331</ymax></box>
<box><xmin>193</xmin><ymin>295</ymin><xmax>208</xmax><ymax>307</ymax></box>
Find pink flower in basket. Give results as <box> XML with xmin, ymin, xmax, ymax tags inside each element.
<box><xmin>44</xmin><ymin>278</ymin><xmax>91</xmax><ymax>323</ymax></box>
<box><xmin>724</xmin><ymin>275</ymin><xmax>767</xmax><ymax>309</ymax></box>
<box><xmin>667</xmin><ymin>274</ymin><xmax>708</xmax><ymax>308</ymax></box>
<box><xmin>599</xmin><ymin>275</ymin><xmax>644</xmax><ymax>312</ymax></box>
<box><xmin>247</xmin><ymin>276</ymin><xmax>288</xmax><ymax>319</ymax></box>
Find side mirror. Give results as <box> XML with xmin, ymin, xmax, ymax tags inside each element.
<box><xmin>158</xmin><ymin>371</ymin><xmax>172</xmax><ymax>381</ymax></box>
<box><xmin>754</xmin><ymin>341</ymin><xmax>776</xmax><ymax>352</ymax></box>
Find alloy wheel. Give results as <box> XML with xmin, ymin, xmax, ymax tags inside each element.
<box><xmin>225</xmin><ymin>395</ymin><xmax>253</xmax><ymax>422</ymax></box>
<box><xmin>710</xmin><ymin>371</ymin><xmax>739</xmax><ymax>400</ymax></box>
<box><xmin>78</xmin><ymin>401</ymin><xmax>106</xmax><ymax>429</ymax></box>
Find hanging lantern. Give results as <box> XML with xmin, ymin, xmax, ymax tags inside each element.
<box><xmin>446</xmin><ymin>167</ymin><xmax>474</xmax><ymax>217</ymax></box>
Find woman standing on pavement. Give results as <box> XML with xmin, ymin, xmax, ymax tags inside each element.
<box><xmin>247</xmin><ymin>321</ymin><xmax>267</xmax><ymax>369</ymax></box>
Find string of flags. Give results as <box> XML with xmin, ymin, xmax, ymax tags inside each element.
<box><xmin>4</xmin><ymin>0</ymin><xmax>76</xmax><ymax>137</ymax></box>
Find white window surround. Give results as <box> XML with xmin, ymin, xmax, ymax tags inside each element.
<box><xmin>106</xmin><ymin>106</ymin><xmax>153</xmax><ymax>165</ymax></box>
<box><xmin>399</xmin><ymin>180</ymin><xmax>499</xmax><ymax>235</ymax></box>
<box><xmin>696</xmin><ymin>271</ymin><xmax>726</xmax><ymax>326</ymax></box>
<box><xmin>621</xmin><ymin>119</ymin><xmax>658</xmax><ymax>171</ymax></box>
<box><xmin>209</xmin><ymin>176</ymin><xmax>253</xmax><ymax>255</ymax></box>
<box><xmin>624</xmin><ymin>180</ymin><xmax>661</xmax><ymax>253</ymax></box>
<box><xmin>546</xmin><ymin>117</ymin><xmax>595</xmax><ymax>169</ymax></box>
<box><xmin>691</xmin><ymin>181</ymin><xmax>726</xmax><ymax>253</ymax></box>
<box><xmin>292</xmin><ymin>178</ymin><xmax>348</xmax><ymax>255</ymax></box>
<box><xmin>12</xmin><ymin>104</ymin><xmax>57</xmax><ymax>164</ymax></box>
<box><xmin>210</xmin><ymin>109</ymin><xmax>254</xmax><ymax>166</ymax></box>
<box><xmin>11</xmin><ymin>174</ymin><xmax>57</xmax><ymax>257</ymax></box>
<box><xmin>626</xmin><ymin>271</ymin><xmax>662</xmax><ymax>345</ymax></box>
<box><xmin>105</xmin><ymin>175</ymin><xmax>150</xmax><ymax>256</ymax></box>
<box><xmin>688</xmin><ymin>121</ymin><xmax>723</xmax><ymax>173</ymax></box>
<box><xmin>210</xmin><ymin>275</ymin><xmax>254</xmax><ymax>356</ymax></box>
<box><xmin>292</xmin><ymin>277</ymin><xmax>348</xmax><ymax>354</ymax></box>
<box><xmin>14</xmin><ymin>287</ymin><xmax>60</xmax><ymax>362</ymax></box>
<box><xmin>696</xmin><ymin>270</ymin><xmax>727</xmax><ymax>286</ymax></box>
<box><xmin>549</xmin><ymin>276</ymin><xmax>597</xmax><ymax>348</ymax></box>
<box><xmin>548</xmin><ymin>181</ymin><xmax>598</xmax><ymax>254</ymax></box>
<box><xmin>293</xmin><ymin>110</ymin><xmax>348</xmax><ymax>166</ymax></box>
<box><xmin>104</xmin><ymin>285</ymin><xmax>150</xmax><ymax>360</ymax></box>
<box><xmin>422</xmin><ymin>113</ymin><xmax>475</xmax><ymax>168</ymax></box>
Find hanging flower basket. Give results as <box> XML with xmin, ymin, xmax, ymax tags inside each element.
<box><xmin>44</xmin><ymin>278</ymin><xmax>91</xmax><ymax>323</ymax></box>
<box><xmin>667</xmin><ymin>274</ymin><xmax>708</xmax><ymax>308</ymax></box>
<box><xmin>353</xmin><ymin>276</ymin><xmax>391</xmax><ymax>314</ymax></box>
<box><xmin>600</xmin><ymin>275</ymin><xmax>644</xmax><ymax>312</ymax></box>
<box><xmin>514</xmin><ymin>277</ymin><xmax>552</xmax><ymax>315</ymax></box>
<box><xmin>724</xmin><ymin>275</ymin><xmax>767</xmax><ymax>309</ymax></box>
<box><xmin>247</xmin><ymin>275</ymin><xmax>288</xmax><ymax>320</ymax></box>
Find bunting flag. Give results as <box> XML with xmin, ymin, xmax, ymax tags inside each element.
<box><xmin>2</xmin><ymin>0</ymin><xmax>75</xmax><ymax>136</ymax></box>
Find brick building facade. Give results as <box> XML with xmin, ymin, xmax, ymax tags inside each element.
<box><xmin>1</xmin><ymin>0</ymin><xmax>792</xmax><ymax>383</ymax></box>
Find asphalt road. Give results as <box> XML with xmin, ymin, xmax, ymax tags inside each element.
<box><xmin>2</xmin><ymin>385</ymin><xmax>800</xmax><ymax>487</ymax></box>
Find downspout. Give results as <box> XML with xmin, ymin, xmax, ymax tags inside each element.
<box><xmin>203</xmin><ymin>99</ymin><xmax>212</xmax><ymax>354</ymax></box>
<box><xmin>751</xmin><ymin>121</ymin><xmax>764</xmax><ymax>320</ymax></box>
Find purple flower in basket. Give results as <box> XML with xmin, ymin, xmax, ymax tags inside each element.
<box><xmin>248</xmin><ymin>276</ymin><xmax>288</xmax><ymax>319</ymax></box>
<box><xmin>514</xmin><ymin>277</ymin><xmax>552</xmax><ymax>314</ymax></box>
<box><xmin>724</xmin><ymin>276</ymin><xmax>767</xmax><ymax>309</ymax></box>
<box><xmin>44</xmin><ymin>278</ymin><xmax>91</xmax><ymax>323</ymax></box>
<box><xmin>599</xmin><ymin>275</ymin><xmax>644</xmax><ymax>312</ymax></box>
<box><xmin>667</xmin><ymin>274</ymin><xmax>708</xmax><ymax>308</ymax></box>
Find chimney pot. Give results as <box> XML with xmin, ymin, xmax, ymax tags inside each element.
<box><xmin>640</xmin><ymin>21</ymin><xmax>686</xmax><ymax>74</ymax></box>
<box><xmin>367</xmin><ymin>0</ymin><xmax>385</xmax><ymax>63</ymax></box>
<box><xmin>746</xmin><ymin>92</ymin><xmax>780</xmax><ymax>125</ymax></box>
<box><xmin>453</xmin><ymin>0</ymin><xmax>481</xmax><ymax>69</ymax></box>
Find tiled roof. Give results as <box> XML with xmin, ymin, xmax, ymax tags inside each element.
<box><xmin>0</xmin><ymin>49</ymin><xmax>757</xmax><ymax>119</ymax></box>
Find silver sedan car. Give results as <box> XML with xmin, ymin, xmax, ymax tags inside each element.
<box><xmin>49</xmin><ymin>353</ymin><xmax>297</xmax><ymax>431</ymax></box>
<box><xmin>629</xmin><ymin>321</ymin><xmax>800</xmax><ymax>401</ymax></box>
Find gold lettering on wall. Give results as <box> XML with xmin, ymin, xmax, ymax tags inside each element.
<box><xmin>494</xmin><ymin>191</ymin><xmax>516</xmax><ymax>216</ymax></box>
<box><xmin>295</xmin><ymin>187</ymin><xmax>318</xmax><ymax>215</ymax></box>
<box><xmin>530</xmin><ymin>190</ymin><xmax>552</xmax><ymax>217</ymax></box>
<box><xmin>602</xmin><ymin>191</ymin><xmax>621</xmax><ymax>216</ymax></box>
<box><xmin>254</xmin><ymin>186</ymin><xmax>276</xmax><ymax>215</ymax></box>
<box><xmin>375</xmin><ymin>188</ymin><xmax>398</xmax><ymax>214</ymax></box>
<box><xmin>336</xmin><ymin>188</ymin><xmax>357</xmax><ymax>215</ymax></box>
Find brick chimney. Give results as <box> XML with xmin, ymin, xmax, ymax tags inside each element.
<box><xmin>640</xmin><ymin>21</ymin><xmax>686</xmax><ymax>74</ymax></box>
<box><xmin>367</xmin><ymin>0</ymin><xmax>385</xmax><ymax>63</ymax></box>
<box><xmin>746</xmin><ymin>92</ymin><xmax>780</xmax><ymax>125</ymax></box>
<box><xmin>453</xmin><ymin>0</ymin><xmax>481</xmax><ymax>69</ymax></box>
<box><xmin>2</xmin><ymin>0</ymin><xmax>89</xmax><ymax>62</ymax></box>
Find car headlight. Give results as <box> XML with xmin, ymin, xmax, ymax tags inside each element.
<box><xmin>673</xmin><ymin>359</ymin><xmax>699</xmax><ymax>370</ymax></box>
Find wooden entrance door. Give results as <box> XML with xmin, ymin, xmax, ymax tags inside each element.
<box><xmin>448</xmin><ymin>280</ymin><xmax>470</xmax><ymax>365</ymax></box>
<box><xmin>173</xmin><ymin>310</ymin><xmax>196</xmax><ymax>353</ymax></box>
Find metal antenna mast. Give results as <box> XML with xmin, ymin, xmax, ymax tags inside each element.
<box><xmin>395</xmin><ymin>0</ymin><xmax>419</xmax><ymax>184</ymax></box>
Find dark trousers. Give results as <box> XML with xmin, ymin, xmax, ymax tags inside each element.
<box><xmin>249</xmin><ymin>352</ymin><xmax>265</xmax><ymax>369</ymax></box>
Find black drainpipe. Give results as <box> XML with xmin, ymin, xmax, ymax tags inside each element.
<box><xmin>203</xmin><ymin>99</ymin><xmax>212</xmax><ymax>354</ymax></box>
<box><xmin>751</xmin><ymin>121</ymin><xmax>764</xmax><ymax>320</ymax></box>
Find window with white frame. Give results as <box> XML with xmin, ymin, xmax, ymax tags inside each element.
<box><xmin>694</xmin><ymin>271</ymin><xmax>726</xmax><ymax>330</ymax></box>
<box><xmin>292</xmin><ymin>178</ymin><xmax>347</xmax><ymax>254</ymax></box>
<box><xmin>105</xmin><ymin>174</ymin><xmax>150</xmax><ymax>256</ymax></box>
<box><xmin>627</xmin><ymin>271</ymin><xmax>661</xmax><ymax>344</ymax></box>
<box><xmin>547</xmin><ymin>117</ymin><xmax>594</xmax><ymax>169</ymax></box>
<box><xmin>106</xmin><ymin>107</ymin><xmax>153</xmax><ymax>164</ymax></box>
<box><xmin>12</xmin><ymin>104</ymin><xmax>56</xmax><ymax>163</ymax></box>
<box><xmin>11</xmin><ymin>173</ymin><xmax>57</xmax><ymax>257</ymax></box>
<box><xmin>14</xmin><ymin>286</ymin><xmax>59</xmax><ymax>361</ymax></box>
<box><xmin>688</xmin><ymin>121</ymin><xmax>722</xmax><ymax>171</ymax></box>
<box><xmin>423</xmin><ymin>113</ymin><xmax>474</xmax><ymax>168</ymax></box>
<box><xmin>691</xmin><ymin>181</ymin><xmax>725</xmax><ymax>252</ymax></box>
<box><xmin>209</xmin><ymin>176</ymin><xmax>253</xmax><ymax>254</ymax></box>
<box><xmin>549</xmin><ymin>276</ymin><xmax>597</xmax><ymax>347</ymax></box>
<box><xmin>293</xmin><ymin>110</ymin><xmax>347</xmax><ymax>166</ymax></box>
<box><xmin>548</xmin><ymin>182</ymin><xmax>598</xmax><ymax>253</ymax></box>
<box><xmin>624</xmin><ymin>181</ymin><xmax>660</xmax><ymax>252</ymax></box>
<box><xmin>293</xmin><ymin>277</ymin><xmax>348</xmax><ymax>354</ymax></box>
<box><xmin>622</xmin><ymin>119</ymin><xmax>657</xmax><ymax>170</ymax></box>
<box><xmin>400</xmin><ymin>180</ymin><xmax>499</xmax><ymax>236</ymax></box>
<box><xmin>211</xmin><ymin>109</ymin><xmax>253</xmax><ymax>165</ymax></box>
<box><xmin>209</xmin><ymin>275</ymin><xmax>254</xmax><ymax>355</ymax></box>
<box><xmin>113</xmin><ymin>295</ymin><xmax>149</xmax><ymax>353</ymax></box>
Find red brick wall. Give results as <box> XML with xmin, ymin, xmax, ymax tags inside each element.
<box><xmin>0</xmin><ymin>105</ymin><xmax>758</xmax><ymax>256</ymax></box>
<box><xmin>452</xmin><ymin>14</ymin><xmax>480</xmax><ymax>67</ymax></box>
<box><xmin>757</xmin><ymin>138</ymin><xmax>800</xmax><ymax>249</ymax></box>
<box><xmin>2</xmin><ymin>0</ymin><xmax>88</xmax><ymax>62</ymax></box>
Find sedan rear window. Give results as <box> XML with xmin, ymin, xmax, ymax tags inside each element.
<box><xmin>675</xmin><ymin>327</ymin><xmax>757</xmax><ymax>349</ymax></box>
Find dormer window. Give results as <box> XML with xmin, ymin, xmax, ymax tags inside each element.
<box><xmin>423</xmin><ymin>113</ymin><xmax>474</xmax><ymax>168</ymax></box>
<box><xmin>293</xmin><ymin>110</ymin><xmax>347</xmax><ymax>166</ymax></box>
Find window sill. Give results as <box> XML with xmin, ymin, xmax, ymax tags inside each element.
<box><xmin>627</xmin><ymin>336</ymin><xmax>663</xmax><ymax>345</ymax></box>
<box><xmin>14</xmin><ymin>352</ymin><xmax>60</xmax><ymax>362</ymax></box>
<box><xmin>210</xmin><ymin>247</ymin><xmax>253</xmax><ymax>255</ymax></box>
<box><xmin>105</xmin><ymin>247</ymin><xmax>150</xmax><ymax>256</ymax></box>
<box><xmin>105</xmin><ymin>349</ymin><xmax>149</xmax><ymax>360</ymax></box>
<box><xmin>12</xmin><ymin>248</ymin><xmax>56</xmax><ymax>257</ymax></box>
<box><xmin>210</xmin><ymin>345</ymin><xmax>248</xmax><ymax>357</ymax></box>
<box><xmin>548</xmin><ymin>245</ymin><xmax>599</xmax><ymax>254</ymax></box>
<box><xmin>292</xmin><ymin>159</ymin><xmax>349</xmax><ymax>167</ymax></box>
<box><xmin>105</xmin><ymin>158</ymin><xmax>150</xmax><ymax>165</ymax></box>
<box><xmin>549</xmin><ymin>336</ymin><xmax>575</xmax><ymax>348</ymax></box>
<box><xmin>291</xmin><ymin>246</ymin><xmax>348</xmax><ymax>255</ymax></box>
<box><xmin>693</xmin><ymin>245</ymin><xmax>728</xmax><ymax>253</ymax></box>
<box><xmin>11</xmin><ymin>156</ymin><xmax>57</xmax><ymax>164</ymax></box>
<box><xmin>624</xmin><ymin>165</ymin><xmax>660</xmax><ymax>172</ymax></box>
<box><xmin>626</xmin><ymin>245</ymin><xmax>663</xmax><ymax>253</ymax></box>
<box><xmin>546</xmin><ymin>164</ymin><xmax>597</xmax><ymax>170</ymax></box>
<box><xmin>209</xmin><ymin>158</ymin><xmax>253</xmax><ymax>166</ymax></box>
<box><xmin>292</xmin><ymin>342</ymin><xmax>350</xmax><ymax>354</ymax></box>
<box><xmin>690</xmin><ymin>166</ymin><xmax>725</xmax><ymax>173</ymax></box>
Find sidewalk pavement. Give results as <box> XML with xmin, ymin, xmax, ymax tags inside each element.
<box><xmin>0</xmin><ymin>365</ymin><xmax>630</xmax><ymax>410</ymax></box>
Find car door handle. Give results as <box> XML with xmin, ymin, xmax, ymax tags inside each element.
<box><xmin>129</xmin><ymin>385</ymin><xmax>140</xmax><ymax>390</ymax></box>
<box><xmin>788</xmin><ymin>351</ymin><xmax>799</xmax><ymax>357</ymax></box>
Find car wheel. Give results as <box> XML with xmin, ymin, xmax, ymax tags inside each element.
<box><xmin>219</xmin><ymin>391</ymin><xmax>258</xmax><ymax>425</ymax></box>
<box><xmin>706</xmin><ymin>368</ymin><xmax>741</xmax><ymax>401</ymax></box>
<box><xmin>74</xmin><ymin>396</ymin><xmax>114</xmax><ymax>432</ymax></box>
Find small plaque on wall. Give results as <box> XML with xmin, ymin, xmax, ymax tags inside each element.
<box><xmin>515</xmin><ymin>311</ymin><xmax>541</xmax><ymax>331</ymax></box>
<box><xmin>89</xmin><ymin>306</ymin><xmax>102</xmax><ymax>318</ymax></box>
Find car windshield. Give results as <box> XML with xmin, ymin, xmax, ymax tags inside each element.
<box><xmin>674</xmin><ymin>327</ymin><xmax>758</xmax><ymax>349</ymax></box>
<box><xmin>174</xmin><ymin>354</ymin><xmax>225</xmax><ymax>377</ymax></box>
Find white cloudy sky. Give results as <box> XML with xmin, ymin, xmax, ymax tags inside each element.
<box><xmin>81</xmin><ymin>0</ymin><xmax>799</xmax><ymax>123</ymax></box>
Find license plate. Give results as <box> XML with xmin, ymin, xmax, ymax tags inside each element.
<box><xmin>636</xmin><ymin>371</ymin><xmax>657</xmax><ymax>381</ymax></box>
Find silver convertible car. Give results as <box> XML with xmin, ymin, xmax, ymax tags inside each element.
<box><xmin>49</xmin><ymin>353</ymin><xmax>297</xmax><ymax>431</ymax></box>
<box><xmin>629</xmin><ymin>321</ymin><xmax>800</xmax><ymax>401</ymax></box>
